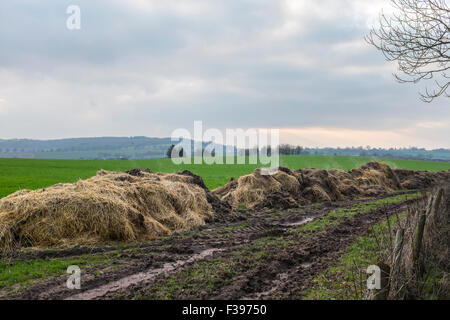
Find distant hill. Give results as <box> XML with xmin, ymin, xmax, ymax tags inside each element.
<box><xmin>0</xmin><ymin>137</ymin><xmax>449</xmax><ymax>161</ymax></box>
<box><xmin>0</xmin><ymin>137</ymin><xmax>178</xmax><ymax>160</ymax></box>
<box><xmin>0</xmin><ymin>137</ymin><xmax>234</xmax><ymax>160</ymax></box>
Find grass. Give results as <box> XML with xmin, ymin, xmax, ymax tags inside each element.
<box><xmin>0</xmin><ymin>155</ymin><xmax>449</xmax><ymax>199</ymax></box>
<box><xmin>0</xmin><ymin>254</ymin><xmax>112</xmax><ymax>293</ymax></box>
<box><xmin>140</xmin><ymin>256</ymin><xmax>241</xmax><ymax>300</ymax></box>
<box><xmin>0</xmin><ymin>244</ymin><xmax>145</xmax><ymax>293</ymax></box>
<box><xmin>292</xmin><ymin>193</ymin><xmax>420</xmax><ymax>235</ymax></box>
<box><xmin>421</xmin><ymin>265</ymin><xmax>449</xmax><ymax>299</ymax></box>
<box><xmin>303</xmin><ymin>213</ymin><xmax>406</xmax><ymax>300</ymax></box>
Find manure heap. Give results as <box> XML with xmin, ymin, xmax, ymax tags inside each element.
<box><xmin>213</xmin><ymin>162</ymin><xmax>450</xmax><ymax>209</ymax></box>
<box><xmin>0</xmin><ymin>169</ymin><xmax>218</xmax><ymax>251</ymax></box>
<box><xmin>0</xmin><ymin>162</ymin><xmax>449</xmax><ymax>250</ymax></box>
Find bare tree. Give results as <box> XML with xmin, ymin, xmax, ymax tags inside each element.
<box><xmin>366</xmin><ymin>0</ymin><xmax>450</xmax><ymax>102</ymax></box>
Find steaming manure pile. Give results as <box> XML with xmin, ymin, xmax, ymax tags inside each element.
<box><xmin>0</xmin><ymin>169</ymin><xmax>216</xmax><ymax>251</ymax></box>
<box><xmin>213</xmin><ymin>162</ymin><xmax>450</xmax><ymax>210</ymax></box>
<box><xmin>0</xmin><ymin>162</ymin><xmax>449</xmax><ymax>251</ymax></box>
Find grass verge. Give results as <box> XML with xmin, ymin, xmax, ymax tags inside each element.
<box><xmin>303</xmin><ymin>213</ymin><xmax>406</xmax><ymax>300</ymax></box>
<box><xmin>0</xmin><ymin>249</ymin><xmax>131</xmax><ymax>294</ymax></box>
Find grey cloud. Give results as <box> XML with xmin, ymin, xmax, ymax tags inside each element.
<box><xmin>0</xmin><ymin>0</ymin><xmax>448</xmax><ymax>147</ymax></box>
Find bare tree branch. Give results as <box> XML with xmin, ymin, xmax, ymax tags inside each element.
<box><xmin>366</xmin><ymin>0</ymin><xmax>450</xmax><ymax>102</ymax></box>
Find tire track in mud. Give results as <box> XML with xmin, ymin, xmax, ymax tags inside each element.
<box><xmin>135</xmin><ymin>197</ymin><xmax>419</xmax><ymax>300</ymax></box>
<box><xmin>109</xmin><ymin>196</ymin><xmax>420</xmax><ymax>300</ymax></box>
<box><xmin>94</xmin><ymin>213</ymin><xmax>325</xmax><ymax>300</ymax></box>
<box><xmin>237</xmin><ymin>200</ymin><xmax>419</xmax><ymax>300</ymax></box>
<box><xmin>65</xmin><ymin>249</ymin><xmax>223</xmax><ymax>300</ymax></box>
<box><xmin>10</xmin><ymin>204</ymin><xmax>331</xmax><ymax>300</ymax></box>
<box><xmin>5</xmin><ymin>192</ymin><xmax>421</xmax><ymax>300</ymax></box>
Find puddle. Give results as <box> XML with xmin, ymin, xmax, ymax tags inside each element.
<box><xmin>242</xmin><ymin>272</ymin><xmax>289</xmax><ymax>300</ymax></box>
<box><xmin>281</xmin><ymin>217</ymin><xmax>314</xmax><ymax>227</ymax></box>
<box><xmin>300</xmin><ymin>262</ymin><xmax>313</xmax><ymax>269</ymax></box>
<box><xmin>65</xmin><ymin>248</ymin><xmax>223</xmax><ymax>300</ymax></box>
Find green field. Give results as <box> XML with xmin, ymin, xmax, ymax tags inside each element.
<box><xmin>0</xmin><ymin>156</ymin><xmax>449</xmax><ymax>199</ymax></box>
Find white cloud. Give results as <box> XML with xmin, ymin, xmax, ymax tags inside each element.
<box><xmin>117</xmin><ymin>0</ymin><xmax>217</xmax><ymax>15</ymax></box>
<box><xmin>281</xmin><ymin>126</ymin><xmax>450</xmax><ymax>149</ymax></box>
<box><xmin>332</xmin><ymin>39</ymin><xmax>370</xmax><ymax>54</ymax></box>
<box><xmin>330</xmin><ymin>62</ymin><xmax>395</xmax><ymax>76</ymax></box>
<box><xmin>0</xmin><ymin>98</ymin><xmax>6</xmax><ymax>114</ymax></box>
<box><xmin>352</xmin><ymin>0</ymin><xmax>393</xmax><ymax>28</ymax></box>
<box><xmin>416</xmin><ymin>121</ymin><xmax>449</xmax><ymax>129</ymax></box>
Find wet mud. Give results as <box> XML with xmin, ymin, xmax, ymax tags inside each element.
<box><xmin>4</xmin><ymin>191</ymin><xmax>422</xmax><ymax>300</ymax></box>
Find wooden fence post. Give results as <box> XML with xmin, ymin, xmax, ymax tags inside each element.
<box><xmin>413</xmin><ymin>210</ymin><xmax>427</xmax><ymax>264</ymax></box>
<box><xmin>389</xmin><ymin>228</ymin><xmax>404</xmax><ymax>297</ymax></box>
<box><xmin>432</xmin><ymin>188</ymin><xmax>443</xmax><ymax>218</ymax></box>
<box><xmin>413</xmin><ymin>193</ymin><xmax>435</xmax><ymax>265</ymax></box>
<box><xmin>392</xmin><ymin>229</ymin><xmax>404</xmax><ymax>273</ymax></box>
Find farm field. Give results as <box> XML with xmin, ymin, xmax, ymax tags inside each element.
<box><xmin>0</xmin><ymin>157</ymin><xmax>449</xmax><ymax>300</ymax></box>
<box><xmin>1</xmin><ymin>156</ymin><xmax>450</xmax><ymax>199</ymax></box>
<box><xmin>3</xmin><ymin>0</ymin><xmax>450</xmax><ymax>305</ymax></box>
<box><xmin>0</xmin><ymin>191</ymin><xmax>432</xmax><ymax>300</ymax></box>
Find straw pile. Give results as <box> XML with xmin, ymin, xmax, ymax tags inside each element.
<box><xmin>0</xmin><ymin>169</ymin><xmax>213</xmax><ymax>251</ymax></box>
<box><xmin>1</xmin><ymin>162</ymin><xmax>448</xmax><ymax>250</ymax></box>
<box><xmin>393</xmin><ymin>168</ymin><xmax>450</xmax><ymax>190</ymax></box>
<box><xmin>214</xmin><ymin>162</ymin><xmax>449</xmax><ymax>209</ymax></box>
<box><xmin>214</xmin><ymin>167</ymin><xmax>301</xmax><ymax>209</ymax></box>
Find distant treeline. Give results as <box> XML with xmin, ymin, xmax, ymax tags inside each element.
<box><xmin>0</xmin><ymin>137</ymin><xmax>449</xmax><ymax>161</ymax></box>
<box><xmin>279</xmin><ymin>145</ymin><xmax>450</xmax><ymax>161</ymax></box>
<box><xmin>168</xmin><ymin>143</ymin><xmax>450</xmax><ymax>162</ymax></box>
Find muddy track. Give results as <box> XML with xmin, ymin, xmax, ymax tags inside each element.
<box><xmin>6</xmin><ymin>192</ymin><xmax>422</xmax><ymax>300</ymax></box>
<box><xmin>66</xmin><ymin>249</ymin><xmax>224</xmax><ymax>300</ymax></box>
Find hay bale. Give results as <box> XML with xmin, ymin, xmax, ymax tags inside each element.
<box><xmin>0</xmin><ymin>170</ymin><xmax>213</xmax><ymax>251</ymax></box>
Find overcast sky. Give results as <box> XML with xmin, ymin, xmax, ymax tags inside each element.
<box><xmin>0</xmin><ymin>0</ymin><xmax>449</xmax><ymax>148</ymax></box>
